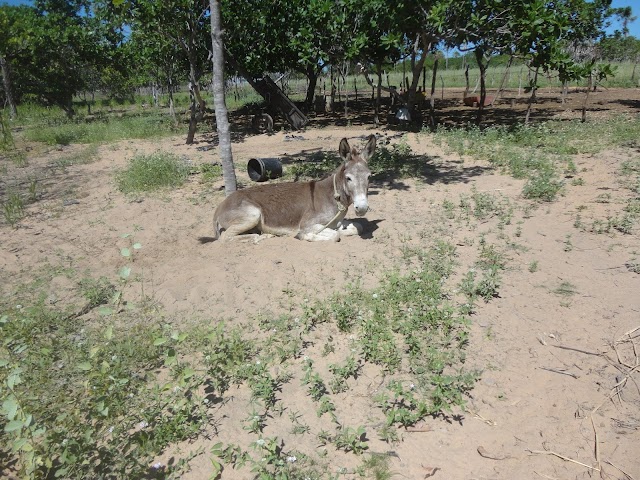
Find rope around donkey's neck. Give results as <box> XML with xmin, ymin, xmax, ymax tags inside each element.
<box><xmin>316</xmin><ymin>174</ymin><xmax>348</xmax><ymax>234</ymax></box>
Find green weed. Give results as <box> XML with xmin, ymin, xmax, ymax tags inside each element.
<box><xmin>0</xmin><ymin>304</ymin><xmax>207</xmax><ymax>479</ymax></box>
<box><xmin>24</xmin><ymin>112</ymin><xmax>180</xmax><ymax>145</ymax></box>
<box><xmin>116</xmin><ymin>151</ymin><xmax>190</xmax><ymax>193</ymax></box>
<box><xmin>1</xmin><ymin>191</ymin><xmax>25</xmax><ymax>227</ymax></box>
<box><xmin>553</xmin><ymin>281</ymin><xmax>578</xmax><ymax>296</ymax></box>
<box><xmin>361</xmin><ymin>453</ymin><xmax>393</xmax><ymax>480</ymax></box>
<box><xmin>334</xmin><ymin>425</ymin><xmax>368</xmax><ymax>455</ymax></box>
<box><xmin>432</xmin><ymin>118</ymin><xmax>640</xmax><ymax>201</ymax></box>
<box><xmin>53</xmin><ymin>145</ymin><xmax>99</xmax><ymax>168</ymax></box>
<box><xmin>522</xmin><ymin>168</ymin><xmax>563</xmax><ymax>201</ymax></box>
<box><xmin>563</xmin><ymin>235</ymin><xmax>573</xmax><ymax>252</ymax></box>
<box><xmin>198</xmin><ymin>162</ymin><xmax>222</xmax><ymax>182</ymax></box>
<box><xmin>626</xmin><ymin>258</ymin><xmax>640</xmax><ymax>274</ymax></box>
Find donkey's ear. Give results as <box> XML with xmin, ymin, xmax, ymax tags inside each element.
<box><xmin>360</xmin><ymin>134</ymin><xmax>376</xmax><ymax>162</ymax></box>
<box><xmin>339</xmin><ymin>138</ymin><xmax>350</xmax><ymax>161</ymax></box>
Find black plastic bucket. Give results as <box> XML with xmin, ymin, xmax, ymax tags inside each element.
<box><xmin>247</xmin><ymin>158</ymin><xmax>283</xmax><ymax>182</ymax></box>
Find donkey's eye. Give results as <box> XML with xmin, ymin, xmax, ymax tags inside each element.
<box><xmin>346</xmin><ymin>176</ymin><xmax>353</xmax><ymax>183</ymax></box>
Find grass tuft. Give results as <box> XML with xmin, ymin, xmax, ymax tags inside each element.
<box><xmin>116</xmin><ymin>151</ymin><xmax>190</xmax><ymax>193</ymax></box>
<box><xmin>24</xmin><ymin>112</ymin><xmax>180</xmax><ymax>145</ymax></box>
<box><xmin>434</xmin><ymin>116</ymin><xmax>640</xmax><ymax>201</ymax></box>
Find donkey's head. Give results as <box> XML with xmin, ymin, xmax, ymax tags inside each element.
<box><xmin>338</xmin><ymin>135</ymin><xmax>376</xmax><ymax>216</ymax></box>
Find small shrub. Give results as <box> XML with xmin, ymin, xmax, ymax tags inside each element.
<box><xmin>553</xmin><ymin>281</ymin><xmax>578</xmax><ymax>296</ymax></box>
<box><xmin>199</xmin><ymin>162</ymin><xmax>222</xmax><ymax>182</ymax></box>
<box><xmin>78</xmin><ymin>276</ymin><xmax>116</xmax><ymax>308</ymax></box>
<box><xmin>116</xmin><ymin>151</ymin><xmax>190</xmax><ymax>193</ymax></box>
<box><xmin>287</xmin><ymin>152</ymin><xmax>341</xmax><ymax>180</ymax></box>
<box><xmin>522</xmin><ymin>169</ymin><xmax>563</xmax><ymax>201</ymax></box>
<box><xmin>626</xmin><ymin>258</ymin><xmax>640</xmax><ymax>274</ymax></box>
<box><xmin>1</xmin><ymin>192</ymin><xmax>25</xmax><ymax>227</ymax></box>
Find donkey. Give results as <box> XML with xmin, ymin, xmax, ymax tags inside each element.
<box><xmin>212</xmin><ymin>135</ymin><xmax>376</xmax><ymax>242</ymax></box>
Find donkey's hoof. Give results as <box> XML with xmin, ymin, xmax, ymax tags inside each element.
<box><xmin>339</xmin><ymin>221</ymin><xmax>363</xmax><ymax>236</ymax></box>
<box><xmin>253</xmin><ymin>234</ymin><xmax>274</xmax><ymax>244</ymax></box>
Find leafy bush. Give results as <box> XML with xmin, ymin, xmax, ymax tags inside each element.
<box><xmin>522</xmin><ymin>168</ymin><xmax>564</xmax><ymax>201</ymax></box>
<box><xmin>0</xmin><ymin>301</ymin><xmax>208</xmax><ymax>479</ymax></box>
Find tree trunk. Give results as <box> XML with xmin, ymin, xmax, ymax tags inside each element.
<box><xmin>304</xmin><ymin>65</ymin><xmax>319</xmax><ymax>110</ymax></box>
<box><xmin>341</xmin><ymin>63</ymin><xmax>349</xmax><ymax>121</ymax></box>
<box><xmin>354</xmin><ymin>76</ymin><xmax>358</xmax><ymax>102</ymax></box>
<box><xmin>406</xmin><ymin>34</ymin><xmax>430</xmax><ymax>107</ymax></box>
<box><xmin>168</xmin><ymin>80</ymin><xmax>177</xmax><ymax>127</ymax></box>
<box><xmin>475</xmin><ymin>49</ymin><xmax>487</xmax><ymax>126</ymax></box>
<box><xmin>581</xmin><ymin>74</ymin><xmax>592</xmax><ymax>123</ymax></box>
<box><xmin>210</xmin><ymin>0</ymin><xmax>237</xmax><ymax>195</ymax></box>
<box><xmin>330</xmin><ymin>65</ymin><xmax>336</xmax><ymax>111</ymax></box>
<box><xmin>524</xmin><ymin>67</ymin><xmax>539</xmax><ymax>125</ymax></box>
<box><xmin>186</xmin><ymin>82</ymin><xmax>197</xmax><ymax>144</ymax></box>
<box><xmin>375</xmin><ymin>64</ymin><xmax>382</xmax><ymax>127</ymax></box>
<box><xmin>464</xmin><ymin>64</ymin><xmax>470</xmax><ymax>99</ymax></box>
<box><xmin>62</xmin><ymin>96</ymin><xmax>75</xmax><ymax>119</ymax></box>
<box><xmin>428</xmin><ymin>57</ymin><xmax>438</xmax><ymax>131</ymax></box>
<box><xmin>185</xmin><ymin>60</ymin><xmax>205</xmax><ymax>143</ymax></box>
<box><xmin>0</xmin><ymin>55</ymin><xmax>18</xmax><ymax>119</ymax></box>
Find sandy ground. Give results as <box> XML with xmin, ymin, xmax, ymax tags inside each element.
<box><xmin>1</xmin><ymin>88</ymin><xmax>640</xmax><ymax>479</ymax></box>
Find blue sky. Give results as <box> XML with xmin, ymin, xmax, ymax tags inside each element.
<box><xmin>2</xmin><ymin>0</ymin><xmax>640</xmax><ymax>38</ymax></box>
<box><xmin>610</xmin><ymin>0</ymin><xmax>640</xmax><ymax>36</ymax></box>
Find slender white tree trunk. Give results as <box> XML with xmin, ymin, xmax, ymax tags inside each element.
<box><xmin>210</xmin><ymin>0</ymin><xmax>237</xmax><ymax>194</ymax></box>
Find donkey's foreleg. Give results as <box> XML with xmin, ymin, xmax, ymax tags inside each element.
<box><xmin>337</xmin><ymin>220</ymin><xmax>363</xmax><ymax>237</ymax></box>
<box><xmin>298</xmin><ymin>224</ymin><xmax>341</xmax><ymax>242</ymax></box>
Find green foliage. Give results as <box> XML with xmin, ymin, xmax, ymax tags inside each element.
<box><xmin>287</xmin><ymin>152</ymin><xmax>342</xmax><ymax>180</ymax></box>
<box><xmin>198</xmin><ymin>162</ymin><xmax>223</xmax><ymax>182</ymax></box>
<box><xmin>626</xmin><ymin>258</ymin><xmax>640</xmax><ymax>274</ymax></box>
<box><xmin>361</xmin><ymin>453</ymin><xmax>393</xmax><ymax>480</ymax></box>
<box><xmin>202</xmin><ymin>324</ymin><xmax>254</xmax><ymax>396</ymax></box>
<box><xmin>1</xmin><ymin>110</ymin><xmax>15</xmax><ymax>148</ymax></box>
<box><xmin>522</xmin><ymin>169</ymin><xmax>564</xmax><ymax>202</ymax></box>
<box><xmin>24</xmin><ymin>112</ymin><xmax>179</xmax><ymax>145</ymax></box>
<box><xmin>1</xmin><ymin>2</ymin><xmax>124</xmax><ymax>115</ymax></box>
<box><xmin>334</xmin><ymin>426</ymin><xmax>368</xmax><ymax>455</ymax></box>
<box><xmin>302</xmin><ymin>359</ymin><xmax>336</xmax><ymax>418</ymax></box>
<box><xmin>553</xmin><ymin>281</ymin><xmax>578</xmax><ymax>296</ymax></box>
<box><xmin>1</xmin><ymin>191</ymin><xmax>25</xmax><ymax>227</ymax></box>
<box><xmin>0</xmin><ymin>242</ymin><xmax>485</xmax><ymax>479</ymax></box>
<box><xmin>0</xmin><ymin>298</ymin><xmax>207</xmax><ymax>478</ymax></box>
<box><xmin>433</xmin><ymin>118</ymin><xmax>640</xmax><ymax>201</ymax></box>
<box><xmin>459</xmin><ymin>243</ymin><xmax>507</xmax><ymax>306</ymax></box>
<box><xmin>328</xmin><ymin>356</ymin><xmax>361</xmax><ymax>394</ymax></box>
<box><xmin>368</xmin><ymin>140</ymin><xmax>422</xmax><ymax>178</ymax></box>
<box><xmin>78</xmin><ymin>276</ymin><xmax>116</xmax><ymax>308</ymax></box>
<box><xmin>53</xmin><ymin>145</ymin><xmax>99</xmax><ymax>168</ymax></box>
<box><xmin>116</xmin><ymin>151</ymin><xmax>191</xmax><ymax>193</ymax></box>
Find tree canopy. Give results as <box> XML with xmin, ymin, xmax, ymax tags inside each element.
<box><xmin>0</xmin><ymin>0</ymin><xmax>633</xmax><ymax>122</ymax></box>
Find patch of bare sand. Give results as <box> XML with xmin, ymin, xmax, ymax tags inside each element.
<box><xmin>1</xmin><ymin>126</ymin><xmax>639</xmax><ymax>479</ymax></box>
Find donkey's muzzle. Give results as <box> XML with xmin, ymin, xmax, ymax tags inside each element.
<box><xmin>354</xmin><ymin>205</ymin><xmax>369</xmax><ymax>216</ymax></box>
